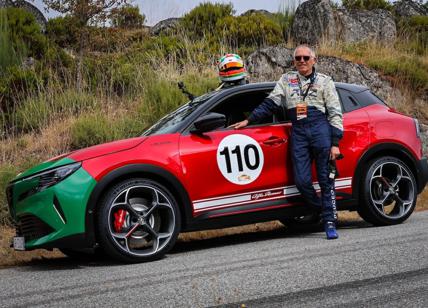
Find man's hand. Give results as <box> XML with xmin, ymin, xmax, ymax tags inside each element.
<box><xmin>229</xmin><ymin>119</ymin><xmax>249</xmax><ymax>129</ymax></box>
<box><xmin>330</xmin><ymin>146</ymin><xmax>341</xmax><ymax>160</ymax></box>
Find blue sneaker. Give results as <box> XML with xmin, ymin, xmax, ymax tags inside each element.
<box><xmin>324</xmin><ymin>222</ymin><xmax>338</xmax><ymax>240</ymax></box>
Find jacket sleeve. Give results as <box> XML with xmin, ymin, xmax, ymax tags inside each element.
<box><xmin>323</xmin><ymin>77</ymin><xmax>343</xmax><ymax>146</ymax></box>
<box><xmin>248</xmin><ymin>76</ymin><xmax>285</xmax><ymax>123</ymax></box>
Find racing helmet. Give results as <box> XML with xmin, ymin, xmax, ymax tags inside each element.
<box><xmin>217</xmin><ymin>53</ymin><xmax>247</xmax><ymax>82</ymax></box>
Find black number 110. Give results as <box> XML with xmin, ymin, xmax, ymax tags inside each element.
<box><xmin>219</xmin><ymin>145</ymin><xmax>260</xmax><ymax>173</ymax></box>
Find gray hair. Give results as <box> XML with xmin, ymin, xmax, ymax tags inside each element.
<box><xmin>293</xmin><ymin>45</ymin><xmax>316</xmax><ymax>58</ymax></box>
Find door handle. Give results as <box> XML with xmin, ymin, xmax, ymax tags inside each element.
<box><xmin>263</xmin><ymin>136</ymin><xmax>287</xmax><ymax>145</ymax></box>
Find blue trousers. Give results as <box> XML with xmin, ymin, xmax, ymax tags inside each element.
<box><xmin>291</xmin><ymin>119</ymin><xmax>338</xmax><ymax>223</ymax></box>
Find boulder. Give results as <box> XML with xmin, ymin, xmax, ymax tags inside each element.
<box><xmin>292</xmin><ymin>0</ymin><xmax>396</xmax><ymax>45</ymax></box>
<box><xmin>150</xmin><ymin>18</ymin><xmax>181</xmax><ymax>36</ymax></box>
<box><xmin>394</xmin><ymin>0</ymin><xmax>428</xmax><ymax>18</ymax></box>
<box><xmin>246</xmin><ymin>46</ymin><xmax>404</xmax><ymax>109</ymax></box>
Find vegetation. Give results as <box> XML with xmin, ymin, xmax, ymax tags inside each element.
<box><xmin>110</xmin><ymin>4</ymin><xmax>145</xmax><ymax>28</ymax></box>
<box><xmin>342</xmin><ymin>0</ymin><xmax>392</xmax><ymax>11</ymax></box>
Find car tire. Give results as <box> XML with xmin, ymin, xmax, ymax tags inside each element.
<box><xmin>358</xmin><ymin>156</ymin><xmax>417</xmax><ymax>226</ymax></box>
<box><xmin>96</xmin><ymin>178</ymin><xmax>181</xmax><ymax>263</ymax></box>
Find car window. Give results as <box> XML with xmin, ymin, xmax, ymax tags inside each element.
<box><xmin>142</xmin><ymin>92</ymin><xmax>217</xmax><ymax>136</ymax></box>
<box><xmin>208</xmin><ymin>90</ymin><xmax>287</xmax><ymax>128</ymax></box>
<box><xmin>337</xmin><ymin>89</ymin><xmax>360</xmax><ymax>113</ymax></box>
<box><xmin>353</xmin><ymin>90</ymin><xmax>387</xmax><ymax>108</ymax></box>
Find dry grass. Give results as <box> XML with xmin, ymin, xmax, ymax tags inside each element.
<box><xmin>2</xmin><ymin>191</ymin><xmax>426</xmax><ymax>268</ymax></box>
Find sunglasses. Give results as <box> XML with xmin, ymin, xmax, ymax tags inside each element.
<box><xmin>294</xmin><ymin>55</ymin><xmax>311</xmax><ymax>62</ymax></box>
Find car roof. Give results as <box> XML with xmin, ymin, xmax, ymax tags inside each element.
<box><xmin>215</xmin><ymin>81</ymin><xmax>369</xmax><ymax>95</ymax></box>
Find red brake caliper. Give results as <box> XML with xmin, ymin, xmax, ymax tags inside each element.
<box><xmin>114</xmin><ymin>210</ymin><xmax>126</xmax><ymax>232</ymax></box>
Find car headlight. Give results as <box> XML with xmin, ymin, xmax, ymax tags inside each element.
<box><xmin>23</xmin><ymin>162</ymin><xmax>82</xmax><ymax>195</ymax></box>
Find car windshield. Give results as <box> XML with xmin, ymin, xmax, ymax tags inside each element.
<box><xmin>142</xmin><ymin>92</ymin><xmax>217</xmax><ymax>136</ymax></box>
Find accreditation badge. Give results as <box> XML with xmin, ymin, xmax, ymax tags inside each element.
<box><xmin>296</xmin><ymin>102</ymin><xmax>307</xmax><ymax>120</ymax></box>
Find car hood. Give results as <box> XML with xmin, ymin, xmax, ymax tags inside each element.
<box><xmin>12</xmin><ymin>137</ymin><xmax>147</xmax><ymax>182</ymax></box>
<box><xmin>67</xmin><ymin>137</ymin><xmax>147</xmax><ymax>162</ymax></box>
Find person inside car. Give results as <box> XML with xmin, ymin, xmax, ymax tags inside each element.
<box><xmin>216</xmin><ymin>53</ymin><xmax>249</xmax><ymax>90</ymax></box>
<box><xmin>230</xmin><ymin>45</ymin><xmax>343</xmax><ymax>240</ymax></box>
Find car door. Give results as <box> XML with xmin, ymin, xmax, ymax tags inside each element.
<box><xmin>179</xmin><ymin>91</ymin><xmax>294</xmax><ymax>218</ymax></box>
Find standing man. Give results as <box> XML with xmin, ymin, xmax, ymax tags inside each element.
<box><xmin>231</xmin><ymin>45</ymin><xmax>343</xmax><ymax>240</ymax></box>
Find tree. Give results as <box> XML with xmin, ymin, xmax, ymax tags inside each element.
<box><xmin>110</xmin><ymin>4</ymin><xmax>145</xmax><ymax>29</ymax></box>
<box><xmin>42</xmin><ymin>0</ymin><xmax>130</xmax><ymax>89</ymax></box>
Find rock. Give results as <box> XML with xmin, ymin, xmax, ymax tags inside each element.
<box><xmin>240</xmin><ymin>9</ymin><xmax>273</xmax><ymax>17</ymax></box>
<box><xmin>150</xmin><ymin>18</ymin><xmax>181</xmax><ymax>36</ymax></box>
<box><xmin>292</xmin><ymin>0</ymin><xmax>396</xmax><ymax>45</ymax></box>
<box><xmin>246</xmin><ymin>46</ymin><xmax>403</xmax><ymax>108</ymax></box>
<box><xmin>394</xmin><ymin>0</ymin><xmax>428</xmax><ymax>18</ymax></box>
<box><xmin>21</xmin><ymin>57</ymin><xmax>34</xmax><ymax>70</ymax></box>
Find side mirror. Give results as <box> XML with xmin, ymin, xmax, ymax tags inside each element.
<box><xmin>191</xmin><ymin>112</ymin><xmax>226</xmax><ymax>134</ymax></box>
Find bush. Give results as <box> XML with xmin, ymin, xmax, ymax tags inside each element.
<box><xmin>0</xmin><ymin>9</ymin><xmax>24</xmax><ymax>73</ymax></box>
<box><xmin>46</xmin><ymin>15</ymin><xmax>80</xmax><ymax>49</ymax></box>
<box><xmin>342</xmin><ymin>0</ymin><xmax>392</xmax><ymax>10</ymax></box>
<box><xmin>110</xmin><ymin>4</ymin><xmax>145</xmax><ymax>29</ymax></box>
<box><xmin>366</xmin><ymin>56</ymin><xmax>428</xmax><ymax>91</ymax></box>
<box><xmin>0</xmin><ymin>164</ymin><xmax>19</xmax><ymax>225</ymax></box>
<box><xmin>14</xmin><ymin>90</ymin><xmax>97</xmax><ymax>132</ymax></box>
<box><xmin>70</xmin><ymin>112</ymin><xmax>144</xmax><ymax>149</ymax></box>
<box><xmin>216</xmin><ymin>13</ymin><xmax>283</xmax><ymax>47</ymax></box>
<box><xmin>0</xmin><ymin>66</ymin><xmax>41</xmax><ymax>112</ymax></box>
<box><xmin>181</xmin><ymin>3</ymin><xmax>234</xmax><ymax>38</ymax></box>
<box><xmin>2</xmin><ymin>8</ymin><xmax>47</xmax><ymax>58</ymax></box>
<box><xmin>397</xmin><ymin>16</ymin><xmax>428</xmax><ymax>55</ymax></box>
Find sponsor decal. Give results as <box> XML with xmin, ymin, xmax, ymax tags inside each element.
<box><xmin>217</xmin><ymin>134</ymin><xmax>264</xmax><ymax>185</ymax></box>
<box><xmin>251</xmin><ymin>189</ymin><xmax>284</xmax><ymax>200</ymax></box>
<box><xmin>193</xmin><ymin>177</ymin><xmax>352</xmax><ymax>213</ymax></box>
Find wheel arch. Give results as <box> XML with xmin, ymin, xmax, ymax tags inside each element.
<box><xmin>84</xmin><ymin>164</ymin><xmax>193</xmax><ymax>247</ymax></box>
<box><xmin>353</xmin><ymin>143</ymin><xmax>420</xmax><ymax>201</ymax></box>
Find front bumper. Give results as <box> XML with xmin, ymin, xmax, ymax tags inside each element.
<box><xmin>416</xmin><ymin>157</ymin><xmax>428</xmax><ymax>194</ymax></box>
<box><xmin>7</xmin><ymin>167</ymin><xmax>97</xmax><ymax>250</ymax></box>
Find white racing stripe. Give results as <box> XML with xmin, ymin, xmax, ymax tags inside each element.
<box><xmin>193</xmin><ymin>177</ymin><xmax>352</xmax><ymax>212</ymax></box>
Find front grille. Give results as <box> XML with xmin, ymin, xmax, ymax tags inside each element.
<box><xmin>16</xmin><ymin>214</ymin><xmax>54</xmax><ymax>242</ymax></box>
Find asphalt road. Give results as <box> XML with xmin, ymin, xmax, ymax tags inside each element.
<box><xmin>1</xmin><ymin>211</ymin><xmax>428</xmax><ymax>308</ymax></box>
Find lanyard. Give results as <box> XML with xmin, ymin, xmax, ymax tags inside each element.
<box><xmin>297</xmin><ymin>73</ymin><xmax>317</xmax><ymax>102</ymax></box>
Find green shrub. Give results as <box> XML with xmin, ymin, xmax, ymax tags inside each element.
<box><xmin>70</xmin><ymin>112</ymin><xmax>145</xmax><ymax>149</ymax></box>
<box><xmin>3</xmin><ymin>8</ymin><xmax>47</xmax><ymax>58</ymax></box>
<box><xmin>0</xmin><ymin>164</ymin><xmax>19</xmax><ymax>225</ymax></box>
<box><xmin>110</xmin><ymin>4</ymin><xmax>145</xmax><ymax>29</ymax></box>
<box><xmin>14</xmin><ymin>90</ymin><xmax>97</xmax><ymax>132</ymax></box>
<box><xmin>0</xmin><ymin>9</ymin><xmax>25</xmax><ymax>73</ymax></box>
<box><xmin>397</xmin><ymin>16</ymin><xmax>428</xmax><ymax>55</ymax></box>
<box><xmin>216</xmin><ymin>13</ymin><xmax>283</xmax><ymax>47</ymax></box>
<box><xmin>0</xmin><ymin>66</ymin><xmax>41</xmax><ymax>112</ymax></box>
<box><xmin>366</xmin><ymin>56</ymin><xmax>428</xmax><ymax>91</ymax></box>
<box><xmin>46</xmin><ymin>15</ymin><xmax>80</xmax><ymax>49</ymax></box>
<box><xmin>70</xmin><ymin>113</ymin><xmax>112</xmax><ymax>148</ymax></box>
<box><xmin>342</xmin><ymin>0</ymin><xmax>392</xmax><ymax>10</ymax></box>
<box><xmin>181</xmin><ymin>3</ymin><xmax>234</xmax><ymax>38</ymax></box>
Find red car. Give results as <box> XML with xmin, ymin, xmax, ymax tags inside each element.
<box><xmin>7</xmin><ymin>82</ymin><xmax>428</xmax><ymax>262</ymax></box>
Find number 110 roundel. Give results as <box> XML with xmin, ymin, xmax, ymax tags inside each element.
<box><xmin>6</xmin><ymin>82</ymin><xmax>428</xmax><ymax>263</ymax></box>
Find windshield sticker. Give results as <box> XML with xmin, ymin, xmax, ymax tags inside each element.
<box><xmin>217</xmin><ymin>134</ymin><xmax>264</xmax><ymax>185</ymax></box>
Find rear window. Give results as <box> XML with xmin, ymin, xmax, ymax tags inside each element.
<box><xmin>337</xmin><ymin>89</ymin><xmax>386</xmax><ymax>113</ymax></box>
